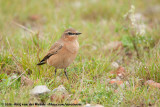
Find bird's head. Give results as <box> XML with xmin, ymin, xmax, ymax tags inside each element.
<box><xmin>62</xmin><ymin>28</ymin><xmax>82</xmax><ymax>41</ymax></box>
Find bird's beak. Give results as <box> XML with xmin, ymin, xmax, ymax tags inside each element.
<box><xmin>76</xmin><ymin>32</ymin><xmax>82</xmax><ymax>35</ymax></box>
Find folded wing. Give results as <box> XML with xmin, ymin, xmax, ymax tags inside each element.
<box><xmin>37</xmin><ymin>42</ymin><xmax>63</xmax><ymax>65</ymax></box>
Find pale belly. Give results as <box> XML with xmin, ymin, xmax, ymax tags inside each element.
<box><xmin>47</xmin><ymin>49</ymin><xmax>78</xmax><ymax>69</ymax></box>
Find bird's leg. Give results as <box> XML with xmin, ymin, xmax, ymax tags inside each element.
<box><xmin>64</xmin><ymin>68</ymin><xmax>69</xmax><ymax>80</ymax></box>
<box><xmin>55</xmin><ymin>68</ymin><xmax>57</xmax><ymax>75</ymax></box>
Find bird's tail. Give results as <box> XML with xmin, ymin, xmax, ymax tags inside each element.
<box><xmin>37</xmin><ymin>61</ymin><xmax>46</xmax><ymax>65</ymax></box>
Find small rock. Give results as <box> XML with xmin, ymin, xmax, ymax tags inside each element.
<box><xmin>84</xmin><ymin>104</ymin><xmax>104</xmax><ymax>107</ymax></box>
<box><xmin>85</xmin><ymin>104</ymin><xmax>91</xmax><ymax>107</ymax></box>
<box><xmin>52</xmin><ymin>85</ymin><xmax>67</xmax><ymax>92</ymax></box>
<box><xmin>21</xmin><ymin>75</ymin><xmax>34</xmax><ymax>86</ymax></box>
<box><xmin>111</xmin><ymin>62</ymin><xmax>119</xmax><ymax>69</ymax></box>
<box><xmin>30</xmin><ymin>85</ymin><xmax>51</xmax><ymax>95</ymax></box>
<box><xmin>50</xmin><ymin>85</ymin><xmax>69</xmax><ymax>102</ymax></box>
<box><xmin>145</xmin><ymin>80</ymin><xmax>160</xmax><ymax>89</ymax></box>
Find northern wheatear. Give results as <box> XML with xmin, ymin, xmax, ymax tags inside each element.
<box><xmin>37</xmin><ymin>28</ymin><xmax>81</xmax><ymax>79</ymax></box>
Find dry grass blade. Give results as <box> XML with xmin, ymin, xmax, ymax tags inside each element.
<box><xmin>8</xmin><ymin>71</ymin><xmax>25</xmax><ymax>86</ymax></box>
<box><xmin>12</xmin><ymin>21</ymin><xmax>35</xmax><ymax>34</ymax></box>
<box><xmin>6</xmin><ymin>37</ymin><xmax>26</xmax><ymax>86</ymax></box>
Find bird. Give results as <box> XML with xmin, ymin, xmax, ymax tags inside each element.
<box><xmin>37</xmin><ymin>28</ymin><xmax>81</xmax><ymax>80</ymax></box>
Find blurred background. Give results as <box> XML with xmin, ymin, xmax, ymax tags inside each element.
<box><xmin>0</xmin><ymin>0</ymin><xmax>160</xmax><ymax>106</ymax></box>
<box><xmin>0</xmin><ymin>0</ymin><xmax>160</xmax><ymax>56</ymax></box>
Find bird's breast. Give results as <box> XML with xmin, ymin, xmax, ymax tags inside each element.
<box><xmin>65</xmin><ymin>40</ymin><xmax>79</xmax><ymax>54</ymax></box>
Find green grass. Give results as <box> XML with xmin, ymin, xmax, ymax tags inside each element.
<box><xmin>0</xmin><ymin>0</ymin><xmax>160</xmax><ymax>106</ymax></box>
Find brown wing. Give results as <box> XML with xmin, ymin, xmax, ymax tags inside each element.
<box><xmin>37</xmin><ymin>42</ymin><xmax>63</xmax><ymax>65</ymax></box>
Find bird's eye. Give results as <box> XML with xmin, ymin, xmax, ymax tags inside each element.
<box><xmin>68</xmin><ymin>32</ymin><xmax>72</xmax><ymax>35</ymax></box>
